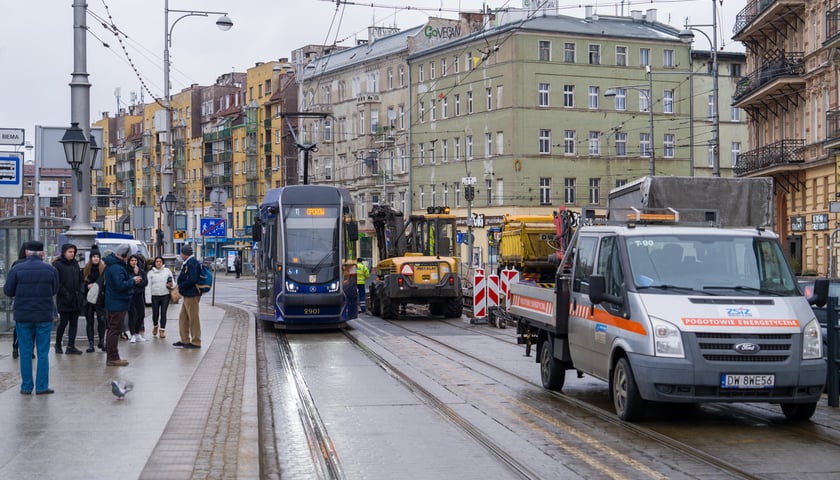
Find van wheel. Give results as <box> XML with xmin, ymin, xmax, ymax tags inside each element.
<box><xmin>780</xmin><ymin>402</ymin><xmax>817</xmax><ymax>421</ymax></box>
<box><xmin>540</xmin><ymin>338</ymin><xmax>565</xmax><ymax>391</ymax></box>
<box><xmin>612</xmin><ymin>357</ymin><xmax>646</xmax><ymax>421</ymax></box>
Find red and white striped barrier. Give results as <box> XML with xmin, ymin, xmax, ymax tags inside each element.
<box><xmin>500</xmin><ymin>268</ymin><xmax>519</xmax><ymax>308</ymax></box>
<box><xmin>487</xmin><ymin>274</ymin><xmax>499</xmax><ymax>311</ymax></box>
<box><xmin>473</xmin><ymin>268</ymin><xmax>486</xmax><ymax>318</ymax></box>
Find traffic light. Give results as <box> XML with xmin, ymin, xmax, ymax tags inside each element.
<box><xmin>464</xmin><ymin>185</ymin><xmax>475</xmax><ymax>202</ymax></box>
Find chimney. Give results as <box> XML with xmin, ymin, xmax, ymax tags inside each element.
<box><xmin>645</xmin><ymin>9</ymin><xmax>657</xmax><ymax>23</ymax></box>
<box><xmin>631</xmin><ymin>10</ymin><xmax>642</xmax><ymax>21</ymax></box>
<box><xmin>585</xmin><ymin>5</ymin><xmax>593</xmax><ymax>19</ymax></box>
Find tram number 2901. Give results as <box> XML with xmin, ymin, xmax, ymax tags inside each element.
<box><xmin>303</xmin><ymin>308</ymin><xmax>321</xmax><ymax>315</ymax></box>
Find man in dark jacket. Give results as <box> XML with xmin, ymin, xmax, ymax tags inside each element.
<box><xmin>103</xmin><ymin>244</ymin><xmax>142</xmax><ymax>367</ymax></box>
<box><xmin>53</xmin><ymin>243</ymin><xmax>86</xmax><ymax>354</ymax></box>
<box><xmin>4</xmin><ymin>241</ymin><xmax>60</xmax><ymax>394</ymax></box>
<box><xmin>174</xmin><ymin>245</ymin><xmax>202</xmax><ymax>349</ymax></box>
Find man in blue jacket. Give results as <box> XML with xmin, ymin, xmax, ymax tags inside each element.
<box><xmin>103</xmin><ymin>244</ymin><xmax>142</xmax><ymax>367</ymax></box>
<box><xmin>174</xmin><ymin>245</ymin><xmax>202</xmax><ymax>349</ymax></box>
<box><xmin>3</xmin><ymin>241</ymin><xmax>59</xmax><ymax>395</ymax></box>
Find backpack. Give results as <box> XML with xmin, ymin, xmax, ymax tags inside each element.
<box><xmin>197</xmin><ymin>264</ymin><xmax>213</xmax><ymax>295</ymax></box>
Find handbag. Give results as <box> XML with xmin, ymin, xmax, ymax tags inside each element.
<box><xmin>169</xmin><ymin>285</ymin><xmax>182</xmax><ymax>304</ymax></box>
<box><xmin>86</xmin><ymin>282</ymin><xmax>100</xmax><ymax>304</ymax></box>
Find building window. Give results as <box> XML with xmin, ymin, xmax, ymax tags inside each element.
<box><xmin>387</xmin><ymin>69</ymin><xmax>393</xmax><ymax>89</ymax></box>
<box><xmin>588</xmin><ymin>44</ymin><xmax>601</xmax><ymax>65</ymax></box>
<box><xmin>418</xmin><ymin>143</ymin><xmax>425</xmax><ymax>165</ymax></box>
<box><xmin>614</xmin><ymin>88</ymin><xmax>626</xmax><ymax>111</ymax></box>
<box><xmin>429</xmin><ymin>99</ymin><xmax>436</xmax><ymax>121</ymax></box>
<box><xmin>485</xmin><ymin>178</ymin><xmax>492</xmax><ymax>206</ymax></box>
<box><xmin>418</xmin><ymin>185</ymin><xmax>424</xmax><ymax>209</ymax></box>
<box><xmin>731</xmin><ymin>141</ymin><xmax>741</xmax><ymax>166</ymax></box>
<box><xmin>485</xmin><ymin>133</ymin><xmax>492</xmax><ymax>157</ymax></box>
<box><xmin>615</xmin><ymin>132</ymin><xmax>627</xmax><ymax>156</ymax></box>
<box><xmin>663</xmin><ymin>90</ymin><xmax>674</xmax><ymax>114</ymax></box>
<box><xmin>708</xmin><ymin>94</ymin><xmax>715</xmax><ymax>119</ymax></box>
<box><xmin>454</xmin><ymin>183</ymin><xmax>461</xmax><ymax>208</ymax></box>
<box><xmin>419</xmin><ymin>102</ymin><xmax>425</xmax><ymax>123</ymax></box>
<box><xmin>418</xmin><ymin>64</ymin><xmax>424</xmax><ymax>82</ymax></box>
<box><xmin>564</xmin><ymin>42</ymin><xmax>575</xmax><ymax>63</ymax></box>
<box><xmin>663</xmin><ymin>49</ymin><xmax>674</xmax><ymax>67</ymax></box>
<box><xmin>467</xmin><ymin>91</ymin><xmax>473</xmax><ymax>114</ymax></box>
<box><xmin>538</xmin><ymin>83</ymin><xmax>550</xmax><ymax>107</ymax></box>
<box><xmin>663</xmin><ymin>134</ymin><xmax>675</xmax><ymax>158</ymax></box>
<box><xmin>640</xmin><ymin>133</ymin><xmax>651</xmax><ymax>157</ymax></box>
<box><xmin>431</xmin><ymin>184</ymin><xmax>436</xmax><ymax>207</ymax></box>
<box><xmin>496</xmin><ymin>178</ymin><xmax>504</xmax><ymax>206</ymax></box>
<box><xmin>730</xmin><ymin>63</ymin><xmax>742</xmax><ymax>77</ymax></box>
<box><xmin>539</xmin><ymin>40</ymin><xmax>551</xmax><ymax>61</ymax></box>
<box><xmin>564</xmin><ymin>130</ymin><xmax>575</xmax><ymax>154</ymax></box>
<box><xmin>708</xmin><ymin>145</ymin><xmax>715</xmax><ymax>167</ymax></box>
<box><xmin>563</xmin><ymin>85</ymin><xmax>574</xmax><ymax>107</ymax></box>
<box><xmin>639</xmin><ymin>90</ymin><xmax>650</xmax><ymax>112</ymax></box>
<box><xmin>639</xmin><ymin>47</ymin><xmax>650</xmax><ymax>66</ymax></box>
<box><xmin>588</xmin><ymin>86</ymin><xmax>599</xmax><ymax>109</ymax></box>
<box><xmin>564</xmin><ymin>178</ymin><xmax>576</xmax><ymax>204</ymax></box>
<box><xmin>589</xmin><ymin>178</ymin><xmax>600</xmax><ymax>204</ymax></box>
<box><xmin>588</xmin><ymin>131</ymin><xmax>600</xmax><ymax>156</ymax></box>
<box><xmin>496</xmin><ymin>85</ymin><xmax>503</xmax><ymax>109</ymax></box>
<box><xmin>442</xmin><ymin>97</ymin><xmax>448</xmax><ymax>118</ymax></box>
<box><xmin>466</xmin><ymin>135</ymin><xmax>473</xmax><ymax>159</ymax></box>
<box><xmin>486</xmin><ymin>87</ymin><xmax>493</xmax><ymax>111</ymax></box>
<box><xmin>540</xmin><ymin>177</ymin><xmax>551</xmax><ymax>205</ymax></box>
<box><xmin>443</xmin><ymin>183</ymin><xmax>449</xmax><ymax>205</ymax></box>
<box><xmin>616</xmin><ymin>46</ymin><xmax>627</xmax><ymax>66</ymax></box>
<box><xmin>454</xmin><ymin>55</ymin><xmax>460</xmax><ymax>73</ymax></box>
<box><xmin>430</xmin><ymin>61</ymin><xmax>436</xmax><ymax>80</ymax></box>
<box><xmin>399</xmin><ymin>105</ymin><xmax>405</xmax><ymax>129</ymax></box>
<box><xmin>731</xmin><ymin>97</ymin><xmax>741</xmax><ymax>121</ymax></box>
<box><xmin>442</xmin><ymin>139</ymin><xmax>448</xmax><ymax>163</ymax></box>
<box><xmin>429</xmin><ymin>141</ymin><xmax>436</xmax><ymax>164</ymax></box>
<box><xmin>539</xmin><ymin>129</ymin><xmax>551</xmax><ymax>154</ymax></box>
<box><xmin>399</xmin><ymin>65</ymin><xmax>405</xmax><ymax>86</ymax></box>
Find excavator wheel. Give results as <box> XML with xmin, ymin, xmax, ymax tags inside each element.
<box><xmin>443</xmin><ymin>295</ymin><xmax>463</xmax><ymax>319</ymax></box>
<box><xmin>381</xmin><ymin>288</ymin><xmax>399</xmax><ymax>319</ymax></box>
<box><xmin>369</xmin><ymin>284</ymin><xmax>382</xmax><ymax>317</ymax></box>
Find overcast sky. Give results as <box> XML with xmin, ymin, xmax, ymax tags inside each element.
<box><xmin>1</xmin><ymin>0</ymin><xmax>737</xmax><ymax>160</ymax></box>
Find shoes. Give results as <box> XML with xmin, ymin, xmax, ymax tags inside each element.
<box><xmin>184</xmin><ymin>343</ymin><xmax>201</xmax><ymax>349</ymax></box>
<box><xmin>98</xmin><ymin>341</ymin><xmax>105</xmax><ymax>351</ymax></box>
<box><xmin>172</xmin><ymin>341</ymin><xmax>185</xmax><ymax>347</ymax></box>
<box><xmin>12</xmin><ymin>347</ymin><xmax>19</xmax><ymax>359</ymax></box>
<box><xmin>86</xmin><ymin>343</ymin><xmax>95</xmax><ymax>353</ymax></box>
<box><xmin>152</xmin><ymin>325</ymin><xmax>159</xmax><ymax>337</ymax></box>
<box><xmin>35</xmin><ymin>389</ymin><xmax>55</xmax><ymax>395</ymax></box>
<box><xmin>129</xmin><ymin>334</ymin><xmax>136</xmax><ymax>343</ymax></box>
<box><xmin>65</xmin><ymin>346</ymin><xmax>83</xmax><ymax>355</ymax></box>
<box><xmin>136</xmin><ymin>334</ymin><xmax>147</xmax><ymax>342</ymax></box>
<box><xmin>54</xmin><ymin>346</ymin><xmax>63</xmax><ymax>354</ymax></box>
<box><xmin>20</xmin><ymin>390</ymin><xmax>31</xmax><ymax>395</ymax></box>
<box><xmin>120</xmin><ymin>332</ymin><xmax>129</xmax><ymax>341</ymax></box>
<box><xmin>159</xmin><ymin>329</ymin><xmax>166</xmax><ymax>339</ymax></box>
<box><xmin>107</xmin><ymin>359</ymin><xmax>129</xmax><ymax>367</ymax></box>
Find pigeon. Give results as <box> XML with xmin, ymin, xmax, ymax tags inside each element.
<box><xmin>111</xmin><ymin>380</ymin><xmax>134</xmax><ymax>400</ymax></box>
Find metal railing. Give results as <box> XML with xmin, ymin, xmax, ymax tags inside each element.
<box><xmin>734</xmin><ymin>139</ymin><xmax>804</xmax><ymax>176</ymax></box>
<box><xmin>733</xmin><ymin>51</ymin><xmax>804</xmax><ymax>100</ymax></box>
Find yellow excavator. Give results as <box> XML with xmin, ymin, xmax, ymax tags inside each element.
<box><xmin>367</xmin><ymin>205</ymin><xmax>463</xmax><ymax>319</ymax></box>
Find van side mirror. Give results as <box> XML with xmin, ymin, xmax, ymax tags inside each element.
<box><xmin>807</xmin><ymin>278</ymin><xmax>829</xmax><ymax>308</ymax></box>
<box><xmin>589</xmin><ymin>274</ymin><xmax>623</xmax><ymax>306</ymax></box>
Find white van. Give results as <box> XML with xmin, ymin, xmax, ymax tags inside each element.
<box><xmin>94</xmin><ymin>238</ymin><xmax>150</xmax><ymax>260</ymax></box>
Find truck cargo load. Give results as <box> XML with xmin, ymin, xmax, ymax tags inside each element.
<box><xmin>608</xmin><ymin>176</ymin><xmax>774</xmax><ymax>227</ymax></box>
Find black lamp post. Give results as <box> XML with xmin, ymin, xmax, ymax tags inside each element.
<box><xmin>89</xmin><ymin>134</ymin><xmax>101</xmax><ymax>174</ymax></box>
<box><xmin>163</xmin><ymin>192</ymin><xmax>177</xmax><ymax>225</ymax></box>
<box><xmin>60</xmin><ymin>122</ymin><xmax>88</xmax><ymax>192</ymax></box>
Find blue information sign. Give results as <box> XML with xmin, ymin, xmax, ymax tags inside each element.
<box><xmin>200</xmin><ymin>218</ymin><xmax>226</xmax><ymax>237</ymax></box>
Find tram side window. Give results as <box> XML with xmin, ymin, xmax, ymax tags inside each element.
<box><xmin>597</xmin><ymin>236</ymin><xmax>624</xmax><ymax>298</ymax></box>
<box><xmin>572</xmin><ymin>236</ymin><xmax>597</xmax><ymax>294</ymax></box>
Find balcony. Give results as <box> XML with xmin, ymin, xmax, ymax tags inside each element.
<box><xmin>203</xmin><ymin>128</ymin><xmax>231</xmax><ymax>142</ymax></box>
<box><xmin>732</xmin><ymin>52</ymin><xmax>804</xmax><ymax>105</ymax></box>
<box><xmin>825</xmin><ymin>110</ymin><xmax>840</xmax><ymax>150</ymax></box>
<box><xmin>356</xmin><ymin>93</ymin><xmax>381</xmax><ymax>105</ymax></box>
<box><xmin>264</xmin><ymin>143</ymin><xmax>272</xmax><ymax>155</ymax></box>
<box><xmin>733</xmin><ymin>0</ymin><xmax>806</xmax><ymax>40</ymax></box>
<box><xmin>205</xmin><ymin>174</ymin><xmax>232</xmax><ymax>188</ymax></box>
<box><xmin>734</xmin><ymin>139</ymin><xmax>805</xmax><ymax>176</ymax></box>
<box><xmin>826</xmin><ymin>6</ymin><xmax>840</xmax><ymax>49</ymax></box>
<box><xmin>263</xmin><ymin>119</ymin><xmax>272</xmax><ymax>129</ymax></box>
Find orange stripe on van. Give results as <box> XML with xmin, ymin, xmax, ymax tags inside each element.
<box><xmin>570</xmin><ymin>304</ymin><xmax>648</xmax><ymax>336</ymax></box>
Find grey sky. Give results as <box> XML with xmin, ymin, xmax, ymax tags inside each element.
<box><xmin>1</xmin><ymin>0</ymin><xmax>734</xmax><ymax>159</ymax></box>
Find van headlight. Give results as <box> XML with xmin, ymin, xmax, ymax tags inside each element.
<box><xmin>652</xmin><ymin>318</ymin><xmax>685</xmax><ymax>358</ymax></box>
<box><xmin>802</xmin><ymin>318</ymin><xmax>823</xmax><ymax>360</ymax></box>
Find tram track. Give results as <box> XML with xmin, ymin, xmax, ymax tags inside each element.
<box><xmin>352</xmin><ymin>315</ymin><xmax>777</xmax><ymax>480</ymax></box>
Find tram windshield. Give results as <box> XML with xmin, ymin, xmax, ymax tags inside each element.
<box><xmin>284</xmin><ymin>206</ymin><xmax>340</xmax><ymax>284</ymax></box>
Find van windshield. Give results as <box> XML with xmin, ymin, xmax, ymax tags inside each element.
<box><xmin>96</xmin><ymin>241</ymin><xmax>150</xmax><ymax>259</ymax></box>
<box><xmin>625</xmin><ymin>235</ymin><xmax>797</xmax><ymax>295</ymax></box>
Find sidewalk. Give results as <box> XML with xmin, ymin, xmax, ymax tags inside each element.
<box><xmin>0</xmin><ymin>295</ymin><xmax>258</xmax><ymax>479</ymax></box>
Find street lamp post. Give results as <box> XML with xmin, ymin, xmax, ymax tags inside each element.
<box><xmin>163</xmin><ymin>1</ymin><xmax>232</xmax><ymax>263</ymax></box>
<box><xmin>604</xmin><ymin>71</ymin><xmax>656</xmax><ymax>177</ymax></box>
<box><xmin>679</xmin><ymin>0</ymin><xmax>720</xmax><ymax>177</ymax></box>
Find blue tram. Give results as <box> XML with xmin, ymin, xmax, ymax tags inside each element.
<box><xmin>253</xmin><ymin>185</ymin><xmax>359</xmax><ymax>329</ymax></box>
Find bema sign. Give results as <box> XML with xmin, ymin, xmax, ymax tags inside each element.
<box><xmin>0</xmin><ymin>128</ymin><xmax>24</xmax><ymax>146</ymax></box>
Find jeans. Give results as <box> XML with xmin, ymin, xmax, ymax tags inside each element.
<box><xmin>151</xmin><ymin>294</ymin><xmax>171</xmax><ymax>329</ymax></box>
<box><xmin>106</xmin><ymin>311</ymin><xmax>127</xmax><ymax>362</ymax></box>
<box><xmin>16</xmin><ymin>321</ymin><xmax>52</xmax><ymax>393</ymax></box>
<box><xmin>357</xmin><ymin>284</ymin><xmax>366</xmax><ymax>312</ymax></box>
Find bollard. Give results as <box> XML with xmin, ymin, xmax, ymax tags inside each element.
<box><xmin>828</xmin><ymin>296</ymin><xmax>839</xmax><ymax>408</ymax></box>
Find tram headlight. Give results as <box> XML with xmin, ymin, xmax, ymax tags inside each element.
<box><xmin>285</xmin><ymin>280</ymin><xmax>299</xmax><ymax>293</ymax></box>
<box><xmin>802</xmin><ymin>318</ymin><xmax>823</xmax><ymax>360</ymax></box>
<box><xmin>328</xmin><ymin>281</ymin><xmax>339</xmax><ymax>292</ymax></box>
<box><xmin>651</xmin><ymin>317</ymin><xmax>685</xmax><ymax>358</ymax></box>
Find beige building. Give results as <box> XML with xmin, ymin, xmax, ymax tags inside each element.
<box><xmin>732</xmin><ymin>0</ymin><xmax>839</xmax><ymax>275</ymax></box>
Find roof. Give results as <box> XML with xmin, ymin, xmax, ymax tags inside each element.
<box><xmin>302</xmin><ymin>26</ymin><xmax>423</xmax><ymax>79</ymax></box>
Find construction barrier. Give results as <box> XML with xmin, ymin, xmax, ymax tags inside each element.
<box><xmin>487</xmin><ymin>274</ymin><xmax>499</xmax><ymax>311</ymax></box>
<box><xmin>500</xmin><ymin>268</ymin><xmax>520</xmax><ymax>307</ymax></box>
<box><xmin>473</xmin><ymin>268</ymin><xmax>486</xmax><ymax>318</ymax></box>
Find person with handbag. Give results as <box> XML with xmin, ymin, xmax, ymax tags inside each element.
<box><xmin>82</xmin><ymin>246</ymin><xmax>107</xmax><ymax>352</ymax></box>
<box><xmin>53</xmin><ymin>243</ymin><xmax>86</xmax><ymax>355</ymax></box>
<box><xmin>147</xmin><ymin>256</ymin><xmax>174</xmax><ymax>339</ymax></box>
